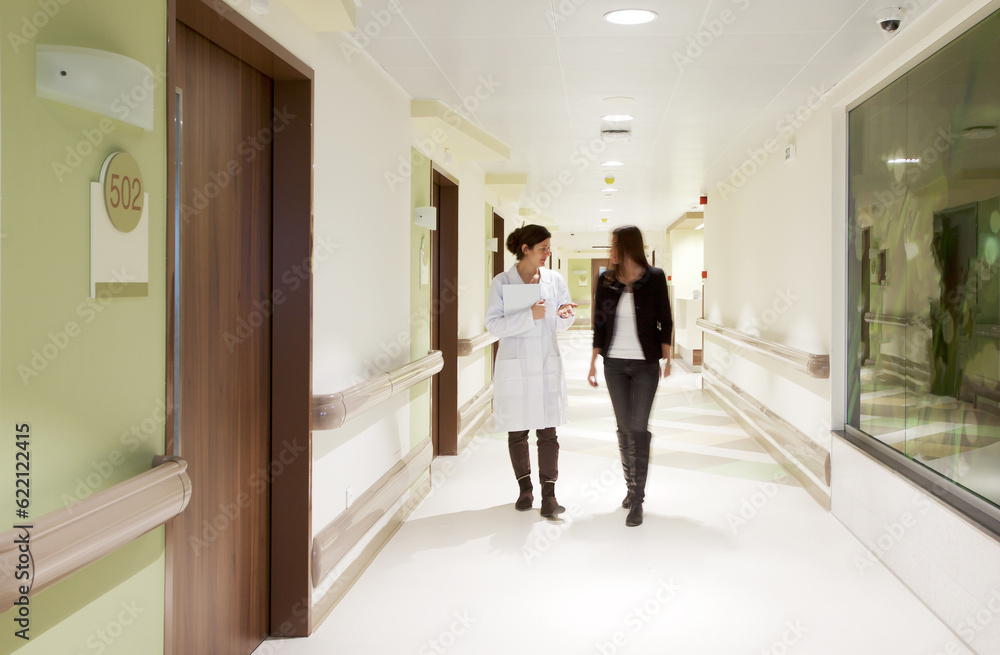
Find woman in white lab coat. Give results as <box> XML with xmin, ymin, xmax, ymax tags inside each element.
<box><xmin>486</xmin><ymin>224</ymin><xmax>577</xmax><ymax>518</ymax></box>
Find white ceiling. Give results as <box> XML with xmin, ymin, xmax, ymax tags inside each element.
<box><xmin>351</xmin><ymin>0</ymin><xmax>937</xmax><ymax>231</ymax></box>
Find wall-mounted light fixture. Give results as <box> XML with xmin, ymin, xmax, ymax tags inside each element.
<box><xmin>414</xmin><ymin>206</ymin><xmax>437</xmax><ymax>230</ymax></box>
<box><xmin>36</xmin><ymin>45</ymin><xmax>155</xmax><ymax>132</ymax></box>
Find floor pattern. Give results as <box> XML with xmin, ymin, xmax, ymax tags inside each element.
<box><xmin>256</xmin><ymin>332</ymin><xmax>973</xmax><ymax>655</ymax></box>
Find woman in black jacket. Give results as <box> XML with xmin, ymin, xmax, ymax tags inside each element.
<box><xmin>587</xmin><ymin>225</ymin><xmax>673</xmax><ymax>526</ymax></box>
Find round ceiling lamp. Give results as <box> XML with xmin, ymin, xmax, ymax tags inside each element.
<box><xmin>604</xmin><ymin>9</ymin><xmax>658</xmax><ymax>25</ymax></box>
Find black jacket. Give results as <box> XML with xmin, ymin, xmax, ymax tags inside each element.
<box><xmin>592</xmin><ymin>267</ymin><xmax>673</xmax><ymax>362</ymax></box>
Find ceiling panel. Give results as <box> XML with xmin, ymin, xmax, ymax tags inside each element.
<box><xmin>421</xmin><ymin>37</ymin><xmax>561</xmax><ymax>69</ymax></box>
<box><xmin>364</xmin><ymin>37</ymin><xmax>436</xmax><ymax>68</ymax></box>
<box><xmin>557</xmin><ymin>34</ymin><xmax>690</xmax><ymax>67</ymax></box>
<box><xmin>390</xmin><ymin>0</ymin><xmax>558</xmax><ymax>38</ymax></box>
<box><xmin>346</xmin><ymin>0</ymin><xmax>942</xmax><ymax>230</ymax></box>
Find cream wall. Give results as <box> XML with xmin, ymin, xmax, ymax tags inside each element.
<box><xmin>0</xmin><ymin>1</ymin><xmax>167</xmax><ymax>652</ymax></box>
<box><xmin>706</xmin><ymin>0</ymin><xmax>1000</xmax><ymax>652</ymax></box>
<box><xmin>435</xmin><ymin>157</ymin><xmax>491</xmax><ymax>411</ymax></box>
<box><xmin>669</xmin><ymin>229</ymin><xmax>705</xmax><ymax>300</ymax></box>
<box><xmin>704</xmin><ymin>93</ymin><xmax>833</xmax><ymax>444</ymax></box>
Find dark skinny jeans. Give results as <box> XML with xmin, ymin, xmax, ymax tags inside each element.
<box><xmin>604</xmin><ymin>358</ymin><xmax>659</xmax><ymax>435</ymax></box>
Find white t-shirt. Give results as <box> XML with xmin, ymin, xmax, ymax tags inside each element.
<box><xmin>607</xmin><ymin>290</ymin><xmax>645</xmax><ymax>359</ymax></box>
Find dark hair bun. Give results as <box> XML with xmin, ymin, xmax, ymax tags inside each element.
<box><xmin>506</xmin><ymin>228</ymin><xmax>522</xmax><ymax>256</ymax></box>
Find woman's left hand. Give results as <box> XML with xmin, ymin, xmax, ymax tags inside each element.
<box><xmin>662</xmin><ymin>360</ymin><xmax>672</xmax><ymax>378</ymax></box>
<box><xmin>557</xmin><ymin>302</ymin><xmax>578</xmax><ymax>318</ymax></box>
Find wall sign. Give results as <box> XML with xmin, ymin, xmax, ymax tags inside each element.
<box><xmin>102</xmin><ymin>152</ymin><xmax>144</xmax><ymax>232</ymax></box>
<box><xmin>91</xmin><ymin>151</ymin><xmax>149</xmax><ymax>298</ymax></box>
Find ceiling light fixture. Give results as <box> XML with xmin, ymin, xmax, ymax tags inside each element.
<box><xmin>601</xmin><ymin>161</ymin><xmax>624</xmax><ymax>167</ymax></box>
<box><xmin>604</xmin><ymin>9</ymin><xmax>658</xmax><ymax>25</ymax></box>
<box><xmin>962</xmin><ymin>125</ymin><xmax>998</xmax><ymax>139</ymax></box>
<box><xmin>887</xmin><ymin>158</ymin><xmax>920</xmax><ymax>164</ymax></box>
<box><xmin>602</xmin><ymin>113</ymin><xmax>634</xmax><ymax>122</ymax></box>
<box><xmin>602</xmin><ymin>188</ymin><xmax>618</xmax><ymax>193</ymax></box>
<box><xmin>694</xmin><ymin>224</ymin><xmax>705</xmax><ymax>230</ymax></box>
<box><xmin>603</xmin><ymin>96</ymin><xmax>635</xmax><ymax>104</ymax></box>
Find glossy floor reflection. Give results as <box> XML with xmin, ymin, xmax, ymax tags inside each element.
<box><xmin>257</xmin><ymin>332</ymin><xmax>972</xmax><ymax>655</ymax></box>
<box><xmin>860</xmin><ymin>366</ymin><xmax>1000</xmax><ymax>505</ymax></box>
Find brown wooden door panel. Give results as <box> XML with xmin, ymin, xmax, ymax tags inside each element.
<box><xmin>172</xmin><ymin>23</ymin><xmax>272</xmax><ymax>655</ymax></box>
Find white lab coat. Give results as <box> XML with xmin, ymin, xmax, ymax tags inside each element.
<box><xmin>486</xmin><ymin>264</ymin><xmax>575</xmax><ymax>432</ymax></box>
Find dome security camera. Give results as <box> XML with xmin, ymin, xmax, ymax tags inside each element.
<box><xmin>876</xmin><ymin>8</ymin><xmax>903</xmax><ymax>33</ymax></box>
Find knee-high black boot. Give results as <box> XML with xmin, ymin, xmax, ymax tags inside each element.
<box><xmin>537</xmin><ymin>428</ymin><xmax>565</xmax><ymax>518</ymax></box>
<box><xmin>617</xmin><ymin>430</ymin><xmax>634</xmax><ymax>509</ymax></box>
<box><xmin>508</xmin><ymin>431</ymin><xmax>533</xmax><ymax>511</ymax></box>
<box><xmin>626</xmin><ymin>431</ymin><xmax>651</xmax><ymax>527</ymax></box>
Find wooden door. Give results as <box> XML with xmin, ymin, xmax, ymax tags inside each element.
<box><xmin>432</xmin><ymin>170</ymin><xmax>459</xmax><ymax>455</ymax></box>
<box><xmin>170</xmin><ymin>23</ymin><xmax>272</xmax><ymax>654</ymax></box>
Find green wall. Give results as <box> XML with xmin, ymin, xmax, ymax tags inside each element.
<box><xmin>568</xmin><ymin>258</ymin><xmax>593</xmax><ymax>325</ymax></box>
<box><xmin>0</xmin><ymin>1</ymin><xmax>167</xmax><ymax>652</ymax></box>
<box><xmin>408</xmin><ymin>148</ymin><xmax>433</xmax><ymax>451</ymax></box>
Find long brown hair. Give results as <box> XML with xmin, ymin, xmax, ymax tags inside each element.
<box><xmin>605</xmin><ymin>225</ymin><xmax>649</xmax><ymax>284</ymax></box>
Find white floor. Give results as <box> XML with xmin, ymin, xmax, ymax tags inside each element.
<box><xmin>257</xmin><ymin>333</ymin><xmax>973</xmax><ymax>655</ymax></box>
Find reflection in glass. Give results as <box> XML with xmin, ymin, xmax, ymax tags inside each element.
<box><xmin>848</xmin><ymin>9</ymin><xmax>1000</xmax><ymax>506</ymax></box>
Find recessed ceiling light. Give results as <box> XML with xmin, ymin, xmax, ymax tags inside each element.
<box><xmin>603</xmin><ymin>96</ymin><xmax>635</xmax><ymax>104</ymax></box>
<box><xmin>602</xmin><ymin>113</ymin><xmax>634</xmax><ymax>122</ymax></box>
<box><xmin>694</xmin><ymin>224</ymin><xmax>705</xmax><ymax>230</ymax></box>
<box><xmin>602</xmin><ymin>161</ymin><xmax>624</xmax><ymax>167</ymax></box>
<box><xmin>604</xmin><ymin>9</ymin><xmax>658</xmax><ymax>25</ymax></box>
<box><xmin>887</xmin><ymin>158</ymin><xmax>920</xmax><ymax>164</ymax></box>
<box><xmin>602</xmin><ymin>188</ymin><xmax>618</xmax><ymax>193</ymax></box>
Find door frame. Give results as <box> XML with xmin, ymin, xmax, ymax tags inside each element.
<box><xmin>491</xmin><ymin>212</ymin><xmax>504</xmax><ymax>369</ymax></box>
<box><xmin>166</xmin><ymin>0</ymin><xmax>315</xmax><ymax>644</ymax></box>
<box><xmin>431</xmin><ymin>167</ymin><xmax>459</xmax><ymax>456</ymax></box>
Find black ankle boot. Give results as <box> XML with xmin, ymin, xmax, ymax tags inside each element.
<box><xmin>626</xmin><ymin>502</ymin><xmax>643</xmax><ymax>527</ymax></box>
<box><xmin>540</xmin><ymin>481</ymin><xmax>565</xmax><ymax>518</ymax></box>
<box><xmin>515</xmin><ymin>475</ymin><xmax>533</xmax><ymax>511</ymax></box>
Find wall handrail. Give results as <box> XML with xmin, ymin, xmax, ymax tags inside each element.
<box><xmin>696</xmin><ymin>319</ymin><xmax>830</xmax><ymax>379</ymax></box>
<box><xmin>863</xmin><ymin>312</ymin><xmax>908</xmax><ymax>327</ymax></box>
<box><xmin>311</xmin><ymin>438</ymin><xmax>432</xmax><ymax>588</ymax></box>
<box><xmin>457</xmin><ymin>331</ymin><xmax>497</xmax><ymax>357</ymax></box>
<box><xmin>458</xmin><ymin>382</ymin><xmax>493</xmax><ymax>433</ymax></box>
<box><xmin>313</xmin><ymin>350</ymin><xmax>444</xmax><ymax>431</ymax></box>
<box><xmin>0</xmin><ymin>457</ymin><xmax>192</xmax><ymax>614</ymax></box>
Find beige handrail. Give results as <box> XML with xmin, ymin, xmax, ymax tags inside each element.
<box><xmin>863</xmin><ymin>312</ymin><xmax>908</xmax><ymax>327</ymax></box>
<box><xmin>975</xmin><ymin>324</ymin><xmax>1000</xmax><ymax>339</ymax></box>
<box><xmin>311</xmin><ymin>438</ymin><xmax>432</xmax><ymax>587</ymax></box>
<box><xmin>458</xmin><ymin>382</ymin><xmax>493</xmax><ymax>433</ymax></box>
<box><xmin>457</xmin><ymin>331</ymin><xmax>498</xmax><ymax>357</ymax></box>
<box><xmin>0</xmin><ymin>457</ymin><xmax>192</xmax><ymax>614</ymax></box>
<box><xmin>313</xmin><ymin>350</ymin><xmax>444</xmax><ymax>430</ymax></box>
<box><xmin>696</xmin><ymin>319</ymin><xmax>830</xmax><ymax>379</ymax></box>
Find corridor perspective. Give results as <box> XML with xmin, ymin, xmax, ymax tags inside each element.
<box><xmin>3</xmin><ymin>0</ymin><xmax>1000</xmax><ymax>654</ymax></box>
<box><xmin>256</xmin><ymin>332</ymin><xmax>973</xmax><ymax>655</ymax></box>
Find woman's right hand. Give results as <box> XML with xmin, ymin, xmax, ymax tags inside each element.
<box><xmin>587</xmin><ymin>363</ymin><xmax>599</xmax><ymax>387</ymax></box>
<box><xmin>531</xmin><ymin>299</ymin><xmax>546</xmax><ymax>320</ymax></box>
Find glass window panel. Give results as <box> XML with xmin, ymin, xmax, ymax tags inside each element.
<box><xmin>849</xmin><ymin>9</ymin><xmax>1000</xmax><ymax>507</ymax></box>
